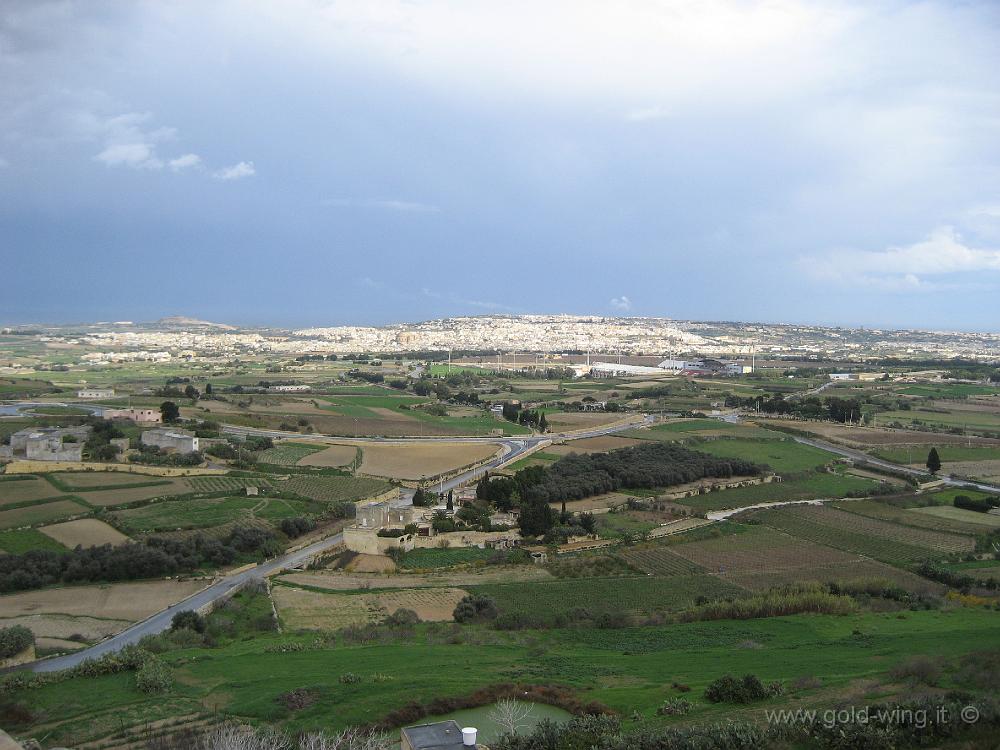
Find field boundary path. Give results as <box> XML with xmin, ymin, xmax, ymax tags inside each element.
<box><xmin>18</xmin><ymin>415</ymin><xmax>655</xmax><ymax>673</ymax></box>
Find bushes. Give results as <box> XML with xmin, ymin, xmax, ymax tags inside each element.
<box><xmin>170</xmin><ymin>610</ymin><xmax>206</xmax><ymax>633</ymax></box>
<box><xmin>135</xmin><ymin>657</ymin><xmax>173</xmax><ymax>694</ymax></box>
<box><xmin>280</xmin><ymin>516</ymin><xmax>317</xmax><ymax>538</ymax></box>
<box><xmin>0</xmin><ymin>526</ymin><xmax>279</xmax><ymax>593</ymax></box>
<box><xmin>656</xmin><ymin>698</ymin><xmax>692</xmax><ymax>716</ymax></box>
<box><xmin>703</xmin><ymin>674</ymin><xmax>782</xmax><ymax>704</ymax></box>
<box><xmin>678</xmin><ymin>588</ymin><xmax>856</xmax><ymax>623</ymax></box>
<box><xmin>453</xmin><ymin>594</ymin><xmax>498</xmax><ymax>623</ymax></box>
<box><xmin>954</xmin><ymin>494</ymin><xmax>1000</xmax><ymax>514</ymax></box>
<box><xmin>0</xmin><ymin>626</ymin><xmax>34</xmax><ymax>659</ymax></box>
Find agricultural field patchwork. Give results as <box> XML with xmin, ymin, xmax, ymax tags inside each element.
<box><xmin>619</xmin><ymin>545</ymin><xmax>707</xmax><ymax>576</ymax></box>
<box><xmin>358</xmin><ymin>442</ymin><xmax>499</xmax><ymax>480</ymax></box>
<box><xmin>751</xmin><ymin>505</ymin><xmax>971</xmax><ymax>563</ymax></box>
<box><xmin>669</xmin><ymin>525</ymin><xmax>856</xmax><ymax>574</ymax></box>
<box><xmin>675</xmin><ymin>472</ymin><xmax>878</xmax><ymax>512</ymax></box>
<box><xmin>255</xmin><ymin>441</ymin><xmax>329</xmax><ymax>466</ymax></box>
<box><xmin>0</xmin><ymin>475</ymin><xmax>67</xmax><ymax>505</ymax></box>
<box><xmin>184</xmin><ymin>475</ymin><xmax>273</xmax><ymax>493</ymax></box>
<box><xmin>282</xmin><ymin>475</ymin><xmax>393</xmax><ymax>503</ymax></box>
<box><xmin>296</xmin><ymin>444</ymin><xmax>359</xmax><ymax>467</ymax></box>
<box><xmin>398</xmin><ymin>547</ymin><xmax>493</xmax><ymax>569</ymax></box>
<box><xmin>59</xmin><ymin>478</ymin><xmax>193</xmax><ymax>507</ymax></box>
<box><xmin>691</xmin><ymin>438</ymin><xmax>837</xmax><ymax>473</ymax></box>
<box><xmin>0</xmin><ymin>527</ymin><xmax>69</xmax><ymax>553</ymax></box>
<box><xmin>911</xmin><ymin>505</ymin><xmax>1000</xmax><ymax>528</ymax></box>
<box><xmin>111</xmin><ymin>496</ymin><xmax>319</xmax><ymax>534</ymax></box>
<box><xmin>831</xmin><ymin>499</ymin><xmax>992</xmax><ymax>536</ymax></box>
<box><xmin>49</xmin><ymin>472</ymin><xmax>175</xmax><ymax>490</ymax></box>
<box><xmin>0</xmin><ymin>497</ymin><xmax>88</xmax><ymax>529</ymax></box>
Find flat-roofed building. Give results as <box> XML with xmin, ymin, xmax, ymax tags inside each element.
<box><xmin>141</xmin><ymin>428</ymin><xmax>199</xmax><ymax>454</ymax></box>
<box><xmin>77</xmin><ymin>388</ymin><xmax>115</xmax><ymax>399</ymax></box>
<box><xmin>104</xmin><ymin>408</ymin><xmax>162</xmax><ymax>424</ymax></box>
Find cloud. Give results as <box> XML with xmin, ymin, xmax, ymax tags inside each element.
<box><xmin>357</xmin><ymin>276</ymin><xmax>386</xmax><ymax>290</ymax></box>
<box><xmin>168</xmin><ymin>153</ymin><xmax>201</xmax><ymax>171</ymax></box>
<box><xmin>625</xmin><ymin>106</ymin><xmax>670</xmax><ymax>123</ymax></box>
<box><xmin>213</xmin><ymin>161</ymin><xmax>255</xmax><ymax>180</ymax></box>
<box><xmin>323</xmin><ymin>198</ymin><xmax>440</xmax><ymax>213</ymax></box>
<box><xmin>0</xmin><ymin>157</ymin><xmax>8</xmax><ymax>168</ymax></box>
<box><xmin>609</xmin><ymin>296</ymin><xmax>632</xmax><ymax>311</ymax></box>
<box><xmin>802</xmin><ymin>226</ymin><xmax>1000</xmax><ymax>290</ymax></box>
<box><xmin>93</xmin><ymin>111</ymin><xmax>175</xmax><ymax>169</ymax></box>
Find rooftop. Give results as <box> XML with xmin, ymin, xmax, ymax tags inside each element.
<box><xmin>401</xmin><ymin>721</ymin><xmax>467</xmax><ymax>750</ymax></box>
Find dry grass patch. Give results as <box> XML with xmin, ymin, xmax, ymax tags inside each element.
<box><xmin>756</xmin><ymin>420</ymin><xmax>1000</xmax><ymax>448</ymax></box>
<box><xmin>545</xmin><ymin>412</ymin><xmax>629</xmax><ymax>430</ymax></box>
<box><xmin>272</xmin><ymin>586</ymin><xmax>374</xmax><ymax>630</ymax></box>
<box><xmin>52</xmin><ymin>472</ymin><xmax>169</xmax><ymax>489</ymax></box>
<box><xmin>297</xmin><ymin>444</ymin><xmax>358</xmax><ymax>468</ymax></box>
<box><xmin>279</xmin><ymin>566</ymin><xmax>552</xmax><ymax>591</ymax></box>
<box><xmin>0</xmin><ymin>613</ymin><xmax>132</xmax><ymax>642</ymax></box>
<box><xmin>372</xmin><ymin>588</ymin><xmax>468</xmax><ymax>621</ymax></box>
<box><xmin>0</xmin><ymin>579</ymin><xmax>205</xmax><ymax>620</ymax></box>
<box><xmin>39</xmin><ymin>518</ymin><xmax>130</xmax><ymax>548</ymax></box>
<box><xmin>37</xmin><ymin>637</ymin><xmax>87</xmax><ymax>652</ymax></box>
<box><xmin>347</xmin><ymin>553</ymin><xmax>396</xmax><ymax>573</ymax></box>
<box><xmin>359</xmin><ymin>442</ymin><xmax>500</xmax><ymax>480</ymax></box>
<box><xmin>947</xmin><ymin>460</ymin><xmax>1000</xmax><ymax>481</ymax></box>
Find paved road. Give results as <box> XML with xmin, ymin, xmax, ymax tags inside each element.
<box><xmin>790</xmin><ymin>434</ymin><xmax>1000</xmax><ymax>494</ymax></box>
<box><xmin>24</xmin><ymin>415</ymin><xmax>651</xmax><ymax>673</ymax></box>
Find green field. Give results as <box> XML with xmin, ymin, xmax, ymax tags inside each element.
<box><xmin>872</xmin><ymin>444</ymin><xmax>1000</xmax><ymax>464</ymax></box>
<box><xmin>648</xmin><ymin>419</ymin><xmax>738</xmax><ymax>432</ymax></box>
<box><xmin>185</xmin><ymin>476</ymin><xmax>273</xmax><ymax>493</ymax></box>
<box><xmin>397</xmin><ymin>547</ymin><xmax>493</xmax><ymax>569</ymax></box>
<box><xmin>912</xmin><ymin>505</ymin><xmax>1000</xmax><ymax>528</ymax></box>
<box><xmin>832</xmin><ymin>499</ymin><xmax>989</xmax><ymax>536</ymax></box>
<box><xmin>12</xmin><ymin>607</ymin><xmax>1000</xmax><ymax>747</ymax></box>
<box><xmin>676</xmin><ymin>473</ymin><xmax>878</xmax><ymax>512</ymax></box>
<box><xmin>319</xmin><ymin>394</ymin><xmax>430</xmax><ymax>418</ymax></box>
<box><xmin>879</xmin><ymin>409</ymin><xmax>1000</xmax><ymax>432</ymax></box>
<box><xmin>0</xmin><ymin>497</ymin><xmax>89</xmax><ymax>529</ymax></box>
<box><xmin>111</xmin><ymin>496</ymin><xmax>320</xmax><ymax>533</ymax></box>
<box><xmin>0</xmin><ymin>527</ymin><xmax>69</xmax><ymax>553</ymax></box>
<box><xmin>594</xmin><ymin>512</ymin><xmax>658</xmax><ymax>539</ymax></box>
<box><xmin>505</xmin><ymin>451</ymin><xmax>559</xmax><ymax>471</ymax></box>
<box><xmin>471</xmin><ymin>574</ymin><xmax>744</xmax><ymax>617</ymax></box>
<box><xmin>691</xmin><ymin>438</ymin><xmax>837</xmax><ymax>474</ymax></box>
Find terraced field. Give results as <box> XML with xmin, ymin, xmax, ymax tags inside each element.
<box><xmin>752</xmin><ymin>505</ymin><xmax>971</xmax><ymax>563</ymax></box>
<box><xmin>0</xmin><ymin>497</ymin><xmax>88</xmax><ymax>529</ymax></box>
<box><xmin>832</xmin><ymin>499</ymin><xmax>990</xmax><ymax>536</ymax></box>
<box><xmin>283</xmin><ymin>475</ymin><xmax>393</xmax><ymax>503</ymax></box>
<box><xmin>0</xmin><ymin>475</ymin><xmax>64</xmax><ymax>505</ymax></box>
<box><xmin>255</xmin><ymin>442</ymin><xmax>328</xmax><ymax>466</ymax></box>
<box><xmin>619</xmin><ymin>545</ymin><xmax>707</xmax><ymax>576</ymax></box>
<box><xmin>722</xmin><ymin>559</ymin><xmax>947</xmax><ymax>595</ymax></box>
<box><xmin>185</xmin><ymin>476</ymin><xmax>272</xmax><ymax>493</ymax></box>
<box><xmin>692</xmin><ymin>438</ymin><xmax>838</xmax><ymax>473</ymax></box>
<box><xmin>398</xmin><ymin>547</ymin><xmax>493</xmax><ymax>569</ymax></box>
<box><xmin>0</xmin><ymin>527</ymin><xmax>68</xmax><ymax>553</ymax></box>
<box><xmin>675</xmin><ymin>473</ymin><xmax>877</xmax><ymax>512</ymax></box>
<box><xmin>669</xmin><ymin>525</ymin><xmax>856</xmax><ymax>574</ymax></box>
<box><xmin>112</xmin><ymin>496</ymin><xmax>318</xmax><ymax>533</ymax></box>
<box><xmin>471</xmin><ymin>574</ymin><xmax>745</xmax><ymax>617</ymax></box>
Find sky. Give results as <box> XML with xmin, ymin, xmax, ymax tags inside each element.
<box><xmin>2</xmin><ymin>0</ymin><xmax>1000</xmax><ymax>331</ymax></box>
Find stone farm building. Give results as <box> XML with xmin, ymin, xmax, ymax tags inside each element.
<box><xmin>104</xmin><ymin>408</ymin><xmax>162</xmax><ymax>424</ymax></box>
<box><xmin>140</xmin><ymin>428</ymin><xmax>199</xmax><ymax>454</ymax></box>
<box><xmin>8</xmin><ymin>425</ymin><xmax>92</xmax><ymax>462</ymax></box>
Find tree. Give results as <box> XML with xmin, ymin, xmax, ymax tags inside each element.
<box><xmin>446</xmin><ymin>490</ymin><xmax>454</xmax><ymax>511</ymax></box>
<box><xmin>412</xmin><ymin>487</ymin><xmax>429</xmax><ymax>507</ymax></box>
<box><xmin>160</xmin><ymin>401</ymin><xmax>180</xmax><ymax>423</ymax></box>
<box><xmin>171</xmin><ymin>610</ymin><xmax>206</xmax><ymax>633</ymax></box>
<box><xmin>518</xmin><ymin>496</ymin><xmax>555</xmax><ymax>537</ymax></box>
<box><xmin>926</xmin><ymin>447</ymin><xmax>942</xmax><ymax>475</ymax></box>
<box><xmin>489</xmin><ymin>698</ymin><xmax>535</xmax><ymax>736</ymax></box>
<box><xmin>184</xmin><ymin>384</ymin><xmax>200</xmax><ymax>400</ymax></box>
<box><xmin>205</xmin><ymin>382</ymin><xmax>213</xmax><ymax>395</ymax></box>
<box><xmin>539</xmin><ymin>413</ymin><xmax>548</xmax><ymax>433</ymax></box>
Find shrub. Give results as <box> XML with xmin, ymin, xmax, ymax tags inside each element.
<box><xmin>704</xmin><ymin>674</ymin><xmax>780</xmax><ymax>704</ymax></box>
<box><xmin>889</xmin><ymin>655</ymin><xmax>940</xmax><ymax>686</ymax></box>
<box><xmin>0</xmin><ymin>626</ymin><xmax>34</xmax><ymax>659</ymax></box>
<box><xmin>280</xmin><ymin>516</ymin><xmax>317</xmax><ymax>538</ymax></box>
<box><xmin>135</xmin><ymin>658</ymin><xmax>173</xmax><ymax>694</ymax></box>
<box><xmin>385</xmin><ymin>608</ymin><xmax>421</xmax><ymax>626</ymax></box>
<box><xmin>340</xmin><ymin>672</ymin><xmax>362</xmax><ymax>684</ymax></box>
<box><xmin>170</xmin><ymin>610</ymin><xmax>206</xmax><ymax>633</ymax></box>
<box><xmin>453</xmin><ymin>594</ymin><xmax>498</xmax><ymax>623</ymax></box>
<box><xmin>277</xmin><ymin>687</ymin><xmax>319</xmax><ymax>711</ymax></box>
<box><xmin>656</xmin><ymin>698</ymin><xmax>692</xmax><ymax>716</ymax></box>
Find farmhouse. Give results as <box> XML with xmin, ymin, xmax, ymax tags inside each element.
<box><xmin>77</xmin><ymin>387</ymin><xmax>115</xmax><ymax>399</ymax></box>
<box><xmin>104</xmin><ymin>408</ymin><xmax>162</xmax><ymax>423</ymax></box>
<box><xmin>9</xmin><ymin>425</ymin><xmax>92</xmax><ymax>461</ymax></box>
<box><xmin>141</xmin><ymin>428</ymin><xmax>199</xmax><ymax>454</ymax></box>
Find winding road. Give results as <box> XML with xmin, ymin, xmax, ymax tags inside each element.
<box><xmin>22</xmin><ymin>414</ymin><xmax>653</xmax><ymax>673</ymax></box>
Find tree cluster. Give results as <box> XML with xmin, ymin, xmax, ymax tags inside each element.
<box><xmin>0</xmin><ymin>527</ymin><xmax>279</xmax><ymax>594</ymax></box>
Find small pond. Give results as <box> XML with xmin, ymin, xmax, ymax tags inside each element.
<box><xmin>420</xmin><ymin>701</ymin><xmax>573</xmax><ymax>744</ymax></box>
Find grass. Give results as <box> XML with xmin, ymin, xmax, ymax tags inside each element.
<box><xmin>0</xmin><ymin>527</ymin><xmax>69</xmax><ymax>553</ymax></box>
<box><xmin>896</xmin><ymin>384</ymin><xmax>1000</xmax><ymax>398</ymax></box>
<box><xmin>676</xmin><ymin>473</ymin><xmax>878</xmax><ymax>512</ymax></box>
<box><xmin>648</xmin><ymin>419</ymin><xmax>737</xmax><ymax>432</ymax></box>
<box><xmin>879</xmin><ymin>409</ymin><xmax>1000</xmax><ymax>432</ymax></box>
<box><xmin>691</xmin><ymin>438</ymin><xmax>838</xmax><ymax>473</ymax></box>
<box><xmin>111</xmin><ymin>496</ymin><xmax>321</xmax><ymax>533</ymax></box>
<box><xmin>185</xmin><ymin>476</ymin><xmax>272</xmax><ymax>493</ymax></box>
<box><xmin>831</xmin><ymin>499</ymin><xmax>989</xmax><ymax>536</ymax></box>
<box><xmin>471</xmin><ymin>574</ymin><xmax>745</xmax><ymax>617</ymax></box>
<box><xmin>397</xmin><ymin>547</ymin><xmax>493</xmax><ymax>569</ymax></box>
<box><xmin>912</xmin><ymin>505</ymin><xmax>1000</xmax><ymax>527</ymax></box>
<box><xmin>6</xmin><ymin>605</ymin><xmax>1000</xmax><ymax>745</ymax></box>
<box><xmin>505</xmin><ymin>452</ymin><xmax>559</xmax><ymax>471</ymax></box>
<box><xmin>594</xmin><ymin>512</ymin><xmax>658</xmax><ymax>539</ymax></box>
<box><xmin>872</xmin><ymin>445</ymin><xmax>1000</xmax><ymax>464</ymax></box>
<box><xmin>0</xmin><ymin>497</ymin><xmax>89</xmax><ymax>529</ymax></box>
